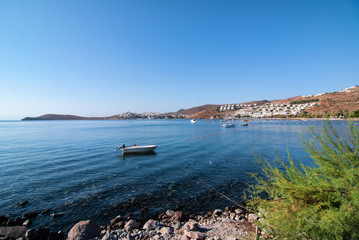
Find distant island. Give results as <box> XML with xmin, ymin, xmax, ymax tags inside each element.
<box><xmin>22</xmin><ymin>85</ymin><xmax>359</xmax><ymax>121</ymax></box>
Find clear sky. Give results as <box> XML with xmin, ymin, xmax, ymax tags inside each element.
<box><xmin>1</xmin><ymin>0</ymin><xmax>358</xmax><ymax>120</ymax></box>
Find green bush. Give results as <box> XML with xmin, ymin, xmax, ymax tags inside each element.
<box><xmin>290</xmin><ymin>99</ymin><xmax>319</xmax><ymax>105</ymax></box>
<box><xmin>246</xmin><ymin>122</ymin><xmax>359</xmax><ymax>239</ymax></box>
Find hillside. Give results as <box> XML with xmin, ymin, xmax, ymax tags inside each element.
<box><xmin>22</xmin><ymin>114</ymin><xmax>107</xmax><ymax>120</ymax></box>
<box><xmin>180</xmin><ymin>86</ymin><xmax>359</xmax><ymax>119</ymax></box>
<box><xmin>177</xmin><ymin>104</ymin><xmax>219</xmax><ymax>116</ymax></box>
<box><xmin>22</xmin><ymin>86</ymin><xmax>359</xmax><ymax>120</ymax></box>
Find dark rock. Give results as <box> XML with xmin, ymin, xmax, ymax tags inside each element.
<box><xmin>40</xmin><ymin>209</ymin><xmax>51</xmax><ymax>214</ymax></box>
<box><xmin>213</xmin><ymin>209</ymin><xmax>222</xmax><ymax>216</ymax></box>
<box><xmin>173</xmin><ymin>211</ymin><xmax>184</xmax><ymax>221</ymax></box>
<box><xmin>165</xmin><ymin>210</ymin><xmax>175</xmax><ymax>218</ymax></box>
<box><xmin>0</xmin><ymin>226</ymin><xmax>27</xmax><ymax>239</ymax></box>
<box><xmin>7</xmin><ymin>217</ymin><xmax>26</xmax><ymax>226</ymax></box>
<box><xmin>188</xmin><ymin>214</ymin><xmax>196</xmax><ymax>219</ymax></box>
<box><xmin>141</xmin><ymin>206</ymin><xmax>148</xmax><ymax>213</ymax></box>
<box><xmin>158</xmin><ymin>212</ymin><xmax>166</xmax><ymax>220</ymax></box>
<box><xmin>67</xmin><ymin>220</ymin><xmax>101</xmax><ymax>240</ymax></box>
<box><xmin>109</xmin><ymin>215</ymin><xmax>122</xmax><ymax>227</ymax></box>
<box><xmin>16</xmin><ymin>201</ymin><xmax>29</xmax><ymax>207</ymax></box>
<box><xmin>112</xmin><ymin>221</ymin><xmax>124</xmax><ymax>229</ymax></box>
<box><xmin>49</xmin><ymin>231</ymin><xmax>65</xmax><ymax>240</ymax></box>
<box><xmin>50</xmin><ymin>212</ymin><xmax>65</xmax><ymax>218</ymax></box>
<box><xmin>25</xmin><ymin>228</ymin><xmax>50</xmax><ymax>240</ymax></box>
<box><xmin>22</xmin><ymin>212</ymin><xmax>38</xmax><ymax>218</ymax></box>
<box><xmin>0</xmin><ymin>215</ymin><xmax>8</xmax><ymax>226</ymax></box>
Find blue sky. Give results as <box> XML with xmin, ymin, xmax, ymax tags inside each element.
<box><xmin>0</xmin><ymin>0</ymin><xmax>358</xmax><ymax>119</ymax></box>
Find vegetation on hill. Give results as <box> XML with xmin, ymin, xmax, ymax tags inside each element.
<box><xmin>246</xmin><ymin>122</ymin><xmax>359</xmax><ymax>239</ymax></box>
<box><xmin>290</xmin><ymin>99</ymin><xmax>319</xmax><ymax>105</ymax></box>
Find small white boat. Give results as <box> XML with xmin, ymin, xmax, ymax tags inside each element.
<box><xmin>191</xmin><ymin>119</ymin><xmax>196</xmax><ymax>123</ymax></box>
<box><xmin>116</xmin><ymin>144</ymin><xmax>157</xmax><ymax>155</ymax></box>
<box><xmin>222</xmin><ymin>123</ymin><xmax>235</xmax><ymax>128</ymax></box>
<box><xmin>238</xmin><ymin>123</ymin><xmax>249</xmax><ymax>126</ymax></box>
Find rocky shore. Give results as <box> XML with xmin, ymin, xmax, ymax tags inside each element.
<box><xmin>0</xmin><ymin>206</ymin><xmax>260</xmax><ymax>240</ymax></box>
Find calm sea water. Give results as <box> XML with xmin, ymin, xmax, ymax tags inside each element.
<box><xmin>0</xmin><ymin>119</ymin><xmax>352</xmax><ymax>231</ymax></box>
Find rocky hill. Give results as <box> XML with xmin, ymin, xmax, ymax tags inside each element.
<box><xmin>181</xmin><ymin>86</ymin><xmax>359</xmax><ymax>119</ymax></box>
<box><xmin>22</xmin><ymin>86</ymin><xmax>359</xmax><ymax>120</ymax></box>
<box><xmin>22</xmin><ymin>114</ymin><xmax>108</xmax><ymax>121</ymax></box>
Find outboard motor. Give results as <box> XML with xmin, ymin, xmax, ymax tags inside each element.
<box><xmin>115</xmin><ymin>144</ymin><xmax>126</xmax><ymax>151</ymax></box>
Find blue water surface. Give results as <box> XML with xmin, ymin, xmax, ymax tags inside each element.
<box><xmin>0</xmin><ymin>119</ymin><xmax>352</xmax><ymax>231</ymax></box>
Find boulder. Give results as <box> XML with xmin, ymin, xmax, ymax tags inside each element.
<box><xmin>25</xmin><ymin>228</ymin><xmax>50</xmax><ymax>240</ymax></box>
<box><xmin>182</xmin><ymin>221</ymin><xmax>199</xmax><ymax>232</ymax></box>
<box><xmin>109</xmin><ymin>215</ymin><xmax>124</xmax><ymax>229</ymax></box>
<box><xmin>247</xmin><ymin>213</ymin><xmax>258</xmax><ymax>222</ymax></box>
<box><xmin>173</xmin><ymin>211</ymin><xmax>184</xmax><ymax>221</ymax></box>
<box><xmin>68</xmin><ymin>220</ymin><xmax>101</xmax><ymax>240</ymax></box>
<box><xmin>40</xmin><ymin>209</ymin><xmax>51</xmax><ymax>214</ymax></box>
<box><xmin>184</xmin><ymin>230</ymin><xmax>206</xmax><ymax>240</ymax></box>
<box><xmin>123</xmin><ymin>220</ymin><xmax>139</xmax><ymax>232</ymax></box>
<box><xmin>143</xmin><ymin>219</ymin><xmax>159</xmax><ymax>231</ymax></box>
<box><xmin>165</xmin><ymin>210</ymin><xmax>175</xmax><ymax>218</ymax></box>
<box><xmin>7</xmin><ymin>217</ymin><xmax>26</xmax><ymax>226</ymax></box>
<box><xmin>160</xmin><ymin>226</ymin><xmax>173</xmax><ymax>235</ymax></box>
<box><xmin>22</xmin><ymin>212</ymin><xmax>39</xmax><ymax>218</ymax></box>
<box><xmin>213</xmin><ymin>209</ymin><xmax>222</xmax><ymax>216</ymax></box>
<box><xmin>49</xmin><ymin>231</ymin><xmax>65</xmax><ymax>240</ymax></box>
<box><xmin>16</xmin><ymin>200</ymin><xmax>29</xmax><ymax>207</ymax></box>
<box><xmin>0</xmin><ymin>215</ymin><xmax>9</xmax><ymax>226</ymax></box>
<box><xmin>51</xmin><ymin>212</ymin><xmax>65</xmax><ymax>218</ymax></box>
<box><xmin>0</xmin><ymin>226</ymin><xmax>27</xmax><ymax>239</ymax></box>
<box><xmin>235</xmin><ymin>208</ymin><xmax>244</xmax><ymax>215</ymax></box>
<box><xmin>23</xmin><ymin>219</ymin><xmax>32</xmax><ymax>226</ymax></box>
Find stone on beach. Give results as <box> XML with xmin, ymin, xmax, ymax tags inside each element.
<box><xmin>0</xmin><ymin>226</ymin><xmax>27</xmax><ymax>239</ymax></box>
<box><xmin>182</xmin><ymin>220</ymin><xmax>199</xmax><ymax>232</ymax></box>
<box><xmin>68</xmin><ymin>220</ymin><xmax>101</xmax><ymax>240</ymax></box>
<box><xmin>0</xmin><ymin>215</ymin><xmax>9</xmax><ymax>226</ymax></box>
<box><xmin>25</xmin><ymin>227</ymin><xmax>50</xmax><ymax>240</ymax></box>
<box><xmin>143</xmin><ymin>219</ymin><xmax>160</xmax><ymax>231</ymax></box>
<box><xmin>123</xmin><ymin>219</ymin><xmax>139</xmax><ymax>232</ymax></box>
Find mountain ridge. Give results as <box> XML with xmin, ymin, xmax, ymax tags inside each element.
<box><xmin>22</xmin><ymin>86</ymin><xmax>359</xmax><ymax>120</ymax></box>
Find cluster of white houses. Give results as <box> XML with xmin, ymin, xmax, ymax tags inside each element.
<box><xmin>220</xmin><ymin>102</ymin><xmax>319</xmax><ymax>118</ymax></box>
<box><xmin>302</xmin><ymin>85</ymin><xmax>358</xmax><ymax>98</ymax></box>
<box><xmin>115</xmin><ymin>111</ymin><xmax>186</xmax><ymax>119</ymax></box>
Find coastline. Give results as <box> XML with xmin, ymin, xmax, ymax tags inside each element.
<box><xmin>0</xmin><ymin>205</ymin><xmax>259</xmax><ymax>240</ymax></box>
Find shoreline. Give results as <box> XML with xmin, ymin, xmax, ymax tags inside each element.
<box><xmin>0</xmin><ymin>205</ymin><xmax>259</xmax><ymax>240</ymax></box>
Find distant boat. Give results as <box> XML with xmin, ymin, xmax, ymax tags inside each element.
<box><xmin>238</xmin><ymin>123</ymin><xmax>249</xmax><ymax>126</ymax></box>
<box><xmin>222</xmin><ymin>123</ymin><xmax>235</xmax><ymax>128</ymax></box>
<box><xmin>116</xmin><ymin>144</ymin><xmax>157</xmax><ymax>155</ymax></box>
<box><xmin>191</xmin><ymin>119</ymin><xmax>196</xmax><ymax>123</ymax></box>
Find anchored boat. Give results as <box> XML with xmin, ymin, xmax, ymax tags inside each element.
<box><xmin>115</xmin><ymin>144</ymin><xmax>157</xmax><ymax>155</ymax></box>
<box><xmin>222</xmin><ymin>123</ymin><xmax>236</xmax><ymax>128</ymax></box>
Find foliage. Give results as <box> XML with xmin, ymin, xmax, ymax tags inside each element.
<box><xmin>246</xmin><ymin>122</ymin><xmax>359</xmax><ymax>239</ymax></box>
<box><xmin>290</xmin><ymin>99</ymin><xmax>319</xmax><ymax>105</ymax></box>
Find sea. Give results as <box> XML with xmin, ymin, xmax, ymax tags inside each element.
<box><xmin>0</xmin><ymin>119</ymin><xmax>352</xmax><ymax>232</ymax></box>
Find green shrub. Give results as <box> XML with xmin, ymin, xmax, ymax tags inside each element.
<box><xmin>246</xmin><ymin>122</ymin><xmax>359</xmax><ymax>239</ymax></box>
<box><xmin>290</xmin><ymin>99</ymin><xmax>319</xmax><ymax>105</ymax></box>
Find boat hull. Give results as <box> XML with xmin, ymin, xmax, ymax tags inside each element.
<box><xmin>122</xmin><ymin>145</ymin><xmax>157</xmax><ymax>154</ymax></box>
